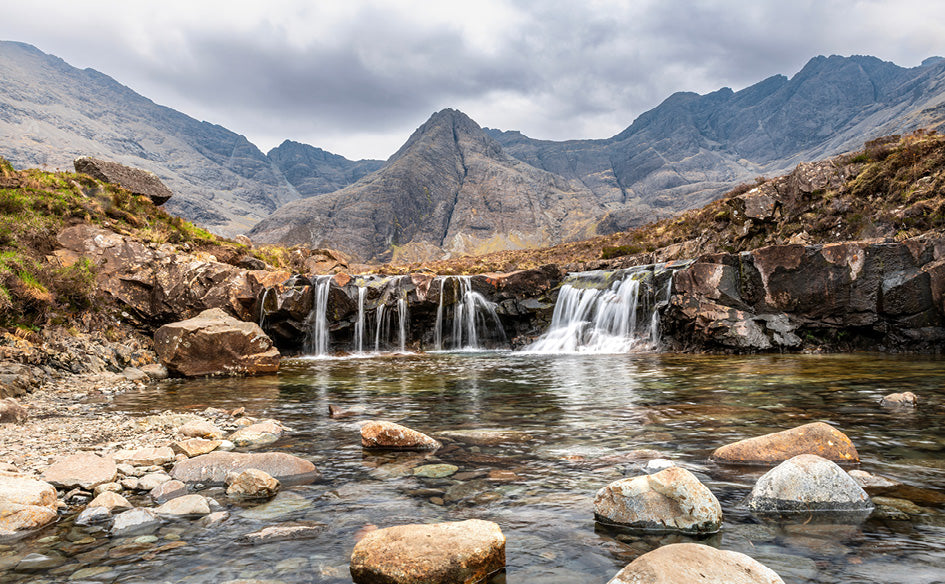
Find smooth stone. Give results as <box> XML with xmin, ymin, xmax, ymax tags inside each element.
<box><xmin>170</xmin><ymin>452</ymin><xmax>318</xmax><ymax>486</ymax></box>
<box><xmin>75</xmin><ymin>506</ymin><xmax>112</xmax><ymax>526</ymax></box>
<box><xmin>197</xmin><ymin>511</ymin><xmax>229</xmax><ymax>528</ymax></box>
<box><xmin>0</xmin><ymin>501</ymin><xmax>59</xmax><ymax>535</ymax></box>
<box><xmin>154</xmin><ymin>494</ymin><xmax>211</xmax><ymax>517</ymax></box>
<box><xmin>642</xmin><ymin>459</ymin><xmax>676</xmax><ymax>474</ymax></box>
<box><xmin>15</xmin><ymin>552</ymin><xmax>65</xmax><ymax>572</ymax></box>
<box><xmin>43</xmin><ymin>453</ymin><xmax>117</xmax><ymax>490</ymax></box>
<box><xmin>879</xmin><ymin>391</ymin><xmax>918</xmax><ymax>408</ymax></box>
<box><xmin>711</xmin><ymin>422</ymin><xmax>859</xmax><ymax>465</ymax></box>
<box><xmin>226</xmin><ymin>469</ymin><xmax>280</xmax><ymax>499</ymax></box>
<box><xmin>594</xmin><ymin>467</ymin><xmax>723</xmax><ymax>534</ymax></box>
<box><xmin>871</xmin><ymin>496</ymin><xmax>926</xmax><ymax>515</ymax></box>
<box><xmin>239</xmin><ymin>492</ymin><xmax>310</xmax><ymax>520</ymax></box>
<box><xmin>0</xmin><ymin>474</ymin><xmax>58</xmax><ymax>507</ymax></box>
<box><xmin>607</xmin><ymin>543</ymin><xmax>785</xmax><ymax>584</ymax></box>
<box><xmin>238</xmin><ymin>521</ymin><xmax>327</xmax><ymax>545</ymax></box>
<box><xmin>179</xmin><ymin>420</ymin><xmax>225</xmax><ymax>440</ymax></box>
<box><xmin>150</xmin><ymin>479</ymin><xmax>189</xmax><ymax>504</ymax></box>
<box><xmin>413</xmin><ymin>464</ymin><xmax>459</xmax><ymax>478</ymax></box>
<box><xmin>140</xmin><ymin>363</ymin><xmax>169</xmax><ymax>380</ymax></box>
<box><xmin>229</xmin><ymin>420</ymin><xmax>284</xmax><ymax>447</ymax></box>
<box><xmin>171</xmin><ymin>438</ymin><xmax>222</xmax><ymax>458</ymax></box>
<box><xmin>217</xmin><ymin>440</ymin><xmax>236</xmax><ymax>451</ymax></box>
<box><xmin>69</xmin><ymin>566</ymin><xmax>114</xmax><ymax>580</ymax></box>
<box><xmin>93</xmin><ymin>482</ymin><xmax>123</xmax><ymax>495</ymax></box>
<box><xmin>848</xmin><ymin>470</ymin><xmax>902</xmax><ymax>495</ymax></box>
<box><xmin>137</xmin><ymin>472</ymin><xmax>172</xmax><ymax>491</ymax></box>
<box><xmin>350</xmin><ymin>519</ymin><xmax>505</xmax><ymax>584</ymax></box>
<box><xmin>113</xmin><ymin>447</ymin><xmax>176</xmax><ymax>466</ymax></box>
<box><xmin>360</xmin><ymin>421</ymin><xmax>441</xmax><ymax>451</ymax></box>
<box><xmin>110</xmin><ymin>508</ymin><xmax>162</xmax><ymax>537</ymax></box>
<box><xmin>134</xmin><ymin>535</ymin><xmax>160</xmax><ymax>544</ymax></box>
<box><xmin>87</xmin><ymin>491</ymin><xmax>132</xmax><ymax>512</ymax></box>
<box><xmin>748</xmin><ymin>454</ymin><xmax>873</xmax><ymax>514</ymax></box>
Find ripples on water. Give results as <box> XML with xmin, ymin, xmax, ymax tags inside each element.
<box><xmin>4</xmin><ymin>352</ymin><xmax>945</xmax><ymax>583</ymax></box>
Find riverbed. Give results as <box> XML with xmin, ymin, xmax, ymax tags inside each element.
<box><xmin>4</xmin><ymin>351</ymin><xmax>945</xmax><ymax>583</ymax></box>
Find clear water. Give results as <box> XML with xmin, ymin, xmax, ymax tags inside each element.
<box><xmin>4</xmin><ymin>352</ymin><xmax>945</xmax><ymax>583</ymax></box>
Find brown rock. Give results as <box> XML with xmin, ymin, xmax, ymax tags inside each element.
<box><xmin>225</xmin><ymin>469</ymin><xmax>280</xmax><ymax>499</ymax></box>
<box><xmin>228</xmin><ymin>420</ymin><xmax>284</xmax><ymax>447</ymax></box>
<box><xmin>0</xmin><ymin>399</ymin><xmax>27</xmax><ymax>424</ymax></box>
<box><xmin>350</xmin><ymin>519</ymin><xmax>505</xmax><ymax>584</ymax></box>
<box><xmin>170</xmin><ymin>451</ymin><xmax>318</xmax><ymax>486</ymax></box>
<box><xmin>171</xmin><ymin>438</ymin><xmax>222</xmax><ymax>458</ymax></box>
<box><xmin>179</xmin><ymin>420</ymin><xmax>225</xmax><ymax>440</ymax></box>
<box><xmin>154</xmin><ymin>308</ymin><xmax>280</xmax><ymax>377</ymax></box>
<box><xmin>87</xmin><ymin>491</ymin><xmax>132</xmax><ymax>512</ymax></box>
<box><xmin>710</xmin><ymin>422</ymin><xmax>859</xmax><ymax>465</ymax></box>
<box><xmin>43</xmin><ymin>453</ymin><xmax>117</xmax><ymax>489</ymax></box>
<box><xmin>150</xmin><ymin>479</ymin><xmax>189</xmax><ymax>503</ymax></box>
<box><xmin>607</xmin><ymin>542</ymin><xmax>784</xmax><ymax>584</ymax></box>
<box><xmin>879</xmin><ymin>392</ymin><xmax>918</xmax><ymax>408</ymax></box>
<box><xmin>73</xmin><ymin>156</ymin><xmax>174</xmax><ymax>205</ymax></box>
<box><xmin>360</xmin><ymin>421</ymin><xmax>441</xmax><ymax>451</ymax></box>
<box><xmin>0</xmin><ymin>502</ymin><xmax>59</xmax><ymax>536</ymax></box>
<box><xmin>113</xmin><ymin>447</ymin><xmax>176</xmax><ymax>466</ymax></box>
<box><xmin>154</xmin><ymin>494</ymin><xmax>211</xmax><ymax>517</ymax></box>
<box><xmin>0</xmin><ymin>474</ymin><xmax>57</xmax><ymax>508</ymax></box>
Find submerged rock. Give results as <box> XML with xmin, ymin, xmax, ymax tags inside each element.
<box><xmin>228</xmin><ymin>420</ymin><xmax>284</xmax><ymax>447</ymax></box>
<box><xmin>879</xmin><ymin>392</ymin><xmax>918</xmax><ymax>408</ymax></box>
<box><xmin>360</xmin><ymin>421</ymin><xmax>441</xmax><ymax>451</ymax></box>
<box><xmin>711</xmin><ymin>422</ymin><xmax>859</xmax><ymax>465</ymax></box>
<box><xmin>75</xmin><ymin>506</ymin><xmax>112</xmax><ymax>526</ymax></box>
<box><xmin>170</xmin><ymin>451</ymin><xmax>318</xmax><ymax>485</ymax></box>
<box><xmin>225</xmin><ymin>469</ymin><xmax>280</xmax><ymax>499</ymax></box>
<box><xmin>594</xmin><ymin>467</ymin><xmax>722</xmax><ymax>534</ymax></box>
<box><xmin>748</xmin><ymin>454</ymin><xmax>873</xmax><ymax>514</ymax></box>
<box><xmin>111</xmin><ymin>508</ymin><xmax>162</xmax><ymax>537</ymax></box>
<box><xmin>238</xmin><ymin>521</ymin><xmax>326</xmax><ymax>545</ymax></box>
<box><xmin>43</xmin><ymin>453</ymin><xmax>117</xmax><ymax>490</ymax></box>
<box><xmin>439</xmin><ymin>430</ymin><xmax>532</xmax><ymax>446</ymax></box>
<box><xmin>155</xmin><ymin>494</ymin><xmax>211</xmax><ymax>517</ymax></box>
<box><xmin>607</xmin><ymin>542</ymin><xmax>785</xmax><ymax>584</ymax></box>
<box><xmin>350</xmin><ymin>519</ymin><xmax>505</xmax><ymax>584</ymax></box>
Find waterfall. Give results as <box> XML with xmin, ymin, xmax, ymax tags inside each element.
<box><xmin>258</xmin><ymin>287</ymin><xmax>274</xmax><ymax>328</ymax></box>
<box><xmin>374</xmin><ymin>304</ymin><xmax>386</xmax><ymax>353</ymax></box>
<box><xmin>433</xmin><ymin>276</ymin><xmax>506</xmax><ymax>350</ymax></box>
<box><xmin>397</xmin><ymin>294</ymin><xmax>409</xmax><ymax>352</ymax></box>
<box><xmin>353</xmin><ymin>286</ymin><xmax>366</xmax><ymax>353</ymax></box>
<box><xmin>527</xmin><ymin>265</ymin><xmax>678</xmax><ymax>354</ymax></box>
<box><xmin>303</xmin><ymin>275</ymin><xmax>333</xmax><ymax>356</ymax></box>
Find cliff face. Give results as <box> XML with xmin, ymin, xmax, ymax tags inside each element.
<box><xmin>266</xmin><ymin>140</ymin><xmax>383</xmax><ymax>198</ymax></box>
<box><xmin>249</xmin><ymin>109</ymin><xmax>603</xmax><ymax>262</ymax></box>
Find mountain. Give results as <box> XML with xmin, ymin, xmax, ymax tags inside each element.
<box><xmin>266</xmin><ymin>140</ymin><xmax>384</xmax><ymax>198</ymax></box>
<box><xmin>249</xmin><ymin>109</ymin><xmax>603</xmax><ymax>262</ymax></box>
<box><xmin>485</xmin><ymin>55</ymin><xmax>945</xmax><ymax>232</ymax></box>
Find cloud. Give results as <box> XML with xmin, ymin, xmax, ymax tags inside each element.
<box><xmin>1</xmin><ymin>0</ymin><xmax>944</xmax><ymax>158</ymax></box>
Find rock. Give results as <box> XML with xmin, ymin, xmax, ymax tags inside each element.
<box><xmin>114</xmin><ymin>447</ymin><xmax>176</xmax><ymax>466</ymax></box>
<box><xmin>93</xmin><ymin>482</ymin><xmax>123</xmax><ymax>495</ymax></box>
<box><xmin>360</xmin><ymin>421</ymin><xmax>441</xmax><ymax>451</ymax></box>
<box><xmin>329</xmin><ymin>404</ymin><xmax>365</xmax><ymax>419</ymax></box>
<box><xmin>879</xmin><ymin>392</ymin><xmax>918</xmax><ymax>408</ymax></box>
<box><xmin>73</xmin><ymin>157</ymin><xmax>174</xmax><ymax>205</ymax></box>
<box><xmin>0</xmin><ymin>502</ymin><xmax>58</xmax><ymax>536</ymax></box>
<box><xmin>14</xmin><ymin>552</ymin><xmax>66</xmax><ymax>572</ymax></box>
<box><xmin>170</xmin><ymin>451</ymin><xmax>318</xmax><ymax>486</ymax></box>
<box><xmin>413</xmin><ymin>464</ymin><xmax>459</xmax><ymax>478</ymax></box>
<box><xmin>140</xmin><ymin>363</ymin><xmax>169</xmax><ymax>380</ymax></box>
<box><xmin>710</xmin><ymin>422</ymin><xmax>859</xmax><ymax>465</ymax></box>
<box><xmin>197</xmin><ymin>511</ymin><xmax>229</xmax><ymax>528</ymax></box>
<box><xmin>43</xmin><ymin>453</ymin><xmax>117</xmax><ymax>490</ymax></box>
<box><xmin>0</xmin><ymin>363</ymin><xmax>36</xmax><ymax>398</ymax></box>
<box><xmin>607</xmin><ymin>542</ymin><xmax>785</xmax><ymax>584</ymax></box>
<box><xmin>179</xmin><ymin>419</ymin><xmax>225</xmax><ymax>440</ymax></box>
<box><xmin>75</xmin><ymin>506</ymin><xmax>112</xmax><ymax>526</ymax></box>
<box><xmin>137</xmin><ymin>472</ymin><xmax>171</xmax><ymax>491</ymax></box>
<box><xmin>121</xmin><ymin>367</ymin><xmax>149</xmax><ymax>382</ymax></box>
<box><xmin>154</xmin><ymin>494</ymin><xmax>211</xmax><ymax>517</ymax></box>
<box><xmin>642</xmin><ymin>459</ymin><xmax>676</xmax><ymax>474</ymax></box>
<box><xmin>234</xmin><ymin>235</ymin><xmax>253</xmax><ymax>248</ymax></box>
<box><xmin>150</xmin><ymin>479</ymin><xmax>188</xmax><ymax>503</ymax></box>
<box><xmin>225</xmin><ymin>469</ymin><xmax>280</xmax><ymax>499</ymax></box>
<box><xmin>0</xmin><ymin>474</ymin><xmax>57</xmax><ymax>507</ymax></box>
<box><xmin>748</xmin><ymin>454</ymin><xmax>873</xmax><ymax>514</ymax></box>
<box><xmin>0</xmin><ymin>398</ymin><xmax>27</xmax><ymax>424</ymax></box>
<box><xmin>594</xmin><ymin>467</ymin><xmax>723</xmax><ymax>534</ymax></box>
<box><xmin>350</xmin><ymin>519</ymin><xmax>505</xmax><ymax>584</ymax></box>
<box><xmin>238</xmin><ymin>521</ymin><xmax>326</xmax><ymax>545</ymax></box>
<box><xmin>848</xmin><ymin>470</ymin><xmax>902</xmax><ymax>495</ymax></box>
<box><xmin>87</xmin><ymin>491</ymin><xmax>132</xmax><ymax>512</ymax></box>
<box><xmin>172</xmin><ymin>438</ymin><xmax>222</xmax><ymax>458</ymax></box>
<box><xmin>228</xmin><ymin>420</ymin><xmax>284</xmax><ymax>447</ymax></box>
<box><xmin>154</xmin><ymin>308</ymin><xmax>281</xmax><ymax>377</ymax></box>
<box><xmin>111</xmin><ymin>508</ymin><xmax>162</xmax><ymax>537</ymax></box>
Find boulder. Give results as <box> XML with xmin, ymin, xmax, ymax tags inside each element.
<box><xmin>137</xmin><ymin>472</ymin><xmax>171</xmax><ymax>491</ymax></box>
<box><xmin>179</xmin><ymin>420</ymin><xmax>225</xmax><ymax>440</ymax></box>
<box><xmin>113</xmin><ymin>446</ymin><xmax>176</xmax><ymax>466</ymax></box>
<box><xmin>847</xmin><ymin>469</ymin><xmax>902</xmax><ymax>495</ymax></box>
<box><xmin>87</xmin><ymin>491</ymin><xmax>132</xmax><ymax>512</ymax></box>
<box><xmin>225</xmin><ymin>469</ymin><xmax>280</xmax><ymax>499</ymax></box>
<box><xmin>748</xmin><ymin>454</ymin><xmax>873</xmax><ymax>514</ymax></box>
<box><xmin>0</xmin><ymin>474</ymin><xmax>57</xmax><ymax>508</ymax></box>
<box><xmin>154</xmin><ymin>308</ymin><xmax>281</xmax><ymax>377</ymax></box>
<box><xmin>0</xmin><ymin>399</ymin><xmax>27</xmax><ymax>424</ymax></box>
<box><xmin>150</xmin><ymin>479</ymin><xmax>188</xmax><ymax>504</ymax></box>
<box><xmin>75</xmin><ymin>506</ymin><xmax>111</xmax><ymax>526</ymax></box>
<box><xmin>171</xmin><ymin>438</ymin><xmax>222</xmax><ymax>458</ymax></box>
<box><xmin>0</xmin><ymin>363</ymin><xmax>37</xmax><ymax>398</ymax></box>
<box><xmin>110</xmin><ymin>508</ymin><xmax>162</xmax><ymax>537</ymax></box>
<box><xmin>593</xmin><ymin>467</ymin><xmax>723</xmax><ymax>534</ymax></box>
<box><xmin>43</xmin><ymin>453</ymin><xmax>117</xmax><ymax>490</ymax></box>
<box><xmin>710</xmin><ymin>422</ymin><xmax>859</xmax><ymax>465</ymax></box>
<box><xmin>607</xmin><ymin>543</ymin><xmax>785</xmax><ymax>584</ymax></box>
<box><xmin>879</xmin><ymin>392</ymin><xmax>918</xmax><ymax>408</ymax></box>
<box><xmin>140</xmin><ymin>363</ymin><xmax>169</xmax><ymax>380</ymax></box>
<box><xmin>350</xmin><ymin>519</ymin><xmax>505</xmax><ymax>584</ymax></box>
<box><xmin>154</xmin><ymin>494</ymin><xmax>211</xmax><ymax>517</ymax></box>
<box><xmin>228</xmin><ymin>420</ymin><xmax>284</xmax><ymax>447</ymax></box>
<box><xmin>170</xmin><ymin>452</ymin><xmax>318</xmax><ymax>486</ymax></box>
<box><xmin>361</xmin><ymin>421</ymin><xmax>441</xmax><ymax>451</ymax></box>
<box><xmin>73</xmin><ymin>157</ymin><xmax>174</xmax><ymax>205</ymax></box>
<box><xmin>0</xmin><ymin>502</ymin><xmax>58</xmax><ymax>536</ymax></box>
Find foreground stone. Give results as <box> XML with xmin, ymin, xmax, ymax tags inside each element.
<box><xmin>711</xmin><ymin>422</ymin><xmax>859</xmax><ymax>465</ymax></box>
<box><xmin>155</xmin><ymin>494</ymin><xmax>211</xmax><ymax>517</ymax></box>
<box><xmin>171</xmin><ymin>438</ymin><xmax>222</xmax><ymax>458</ymax></box>
<box><xmin>150</xmin><ymin>479</ymin><xmax>189</xmax><ymax>504</ymax></box>
<box><xmin>238</xmin><ymin>521</ymin><xmax>326</xmax><ymax>545</ymax></box>
<box><xmin>594</xmin><ymin>467</ymin><xmax>722</xmax><ymax>534</ymax></box>
<box><xmin>74</xmin><ymin>156</ymin><xmax>174</xmax><ymax>205</ymax></box>
<box><xmin>114</xmin><ymin>446</ymin><xmax>176</xmax><ymax>466</ymax></box>
<box><xmin>228</xmin><ymin>420</ymin><xmax>284</xmax><ymax>447</ymax></box>
<box><xmin>0</xmin><ymin>502</ymin><xmax>58</xmax><ymax>537</ymax></box>
<box><xmin>360</xmin><ymin>421</ymin><xmax>441</xmax><ymax>451</ymax></box>
<box><xmin>226</xmin><ymin>469</ymin><xmax>280</xmax><ymax>499</ymax></box>
<box><xmin>87</xmin><ymin>491</ymin><xmax>132</xmax><ymax>512</ymax></box>
<box><xmin>607</xmin><ymin>543</ymin><xmax>785</xmax><ymax>584</ymax></box>
<box><xmin>0</xmin><ymin>399</ymin><xmax>27</xmax><ymax>424</ymax></box>
<box><xmin>170</xmin><ymin>452</ymin><xmax>318</xmax><ymax>485</ymax></box>
<box><xmin>0</xmin><ymin>474</ymin><xmax>57</xmax><ymax>508</ymax></box>
<box><xmin>350</xmin><ymin>519</ymin><xmax>505</xmax><ymax>584</ymax></box>
<box><xmin>880</xmin><ymin>392</ymin><xmax>918</xmax><ymax>408</ymax></box>
<box><xmin>111</xmin><ymin>508</ymin><xmax>162</xmax><ymax>537</ymax></box>
<box><xmin>179</xmin><ymin>420</ymin><xmax>225</xmax><ymax>440</ymax></box>
<box><xmin>154</xmin><ymin>308</ymin><xmax>281</xmax><ymax>377</ymax></box>
<box><xmin>748</xmin><ymin>454</ymin><xmax>873</xmax><ymax>514</ymax></box>
<box><xmin>42</xmin><ymin>453</ymin><xmax>117</xmax><ymax>490</ymax></box>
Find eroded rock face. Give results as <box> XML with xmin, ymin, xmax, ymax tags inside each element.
<box><xmin>748</xmin><ymin>454</ymin><xmax>873</xmax><ymax>514</ymax></box>
<box><xmin>170</xmin><ymin>451</ymin><xmax>318</xmax><ymax>486</ymax></box>
<box><xmin>74</xmin><ymin>157</ymin><xmax>174</xmax><ymax>205</ymax></box>
<box><xmin>360</xmin><ymin>421</ymin><xmax>441</xmax><ymax>451</ymax></box>
<box><xmin>593</xmin><ymin>467</ymin><xmax>722</xmax><ymax>534</ymax></box>
<box><xmin>350</xmin><ymin>519</ymin><xmax>505</xmax><ymax>584</ymax></box>
<box><xmin>711</xmin><ymin>422</ymin><xmax>859</xmax><ymax>465</ymax></box>
<box><xmin>607</xmin><ymin>542</ymin><xmax>785</xmax><ymax>584</ymax></box>
<box><xmin>154</xmin><ymin>308</ymin><xmax>280</xmax><ymax>377</ymax></box>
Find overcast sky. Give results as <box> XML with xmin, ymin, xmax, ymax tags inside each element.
<box><xmin>2</xmin><ymin>1</ymin><xmax>944</xmax><ymax>160</ymax></box>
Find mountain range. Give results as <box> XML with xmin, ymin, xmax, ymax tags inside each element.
<box><xmin>2</xmin><ymin>41</ymin><xmax>945</xmax><ymax>258</ymax></box>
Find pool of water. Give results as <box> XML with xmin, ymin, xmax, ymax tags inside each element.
<box><xmin>4</xmin><ymin>352</ymin><xmax>945</xmax><ymax>583</ymax></box>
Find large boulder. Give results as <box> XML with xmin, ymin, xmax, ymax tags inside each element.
<box><xmin>593</xmin><ymin>467</ymin><xmax>722</xmax><ymax>534</ymax></box>
<box><xmin>74</xmin><ymin>157</ymin><xmax>174</xmax><ymax>205</ymax></box>
<box><xmin>170</xmin><ymin>451</ymin><xmax>318</xmax><ymax>486</ymax></box>
<box><xmin>360</xmin><ymin>421</ymin><xmax>441</xmax><ymax>451</ymax></box>
<box><xmin>0</xmin><ymin>502</ymin><xmax>59</xmax><ymax>537</ymax></box>
<box><xmin>154</xmin><ymin>308</ymin><xmax>280</xmax><ymax>377</ymax></box>
<box><xmin>607</xmin><ymin>543</ymin><xmax>785</xmax><ymax>584</ymax></box>
<box><xmin>350</xmin><ymin>519</ymin><xmax>505</xmax><ymax>584</ymax></box>
<box><xmin>747</xmin><ymin>454</ymin><xmax>874</xmax><ymax>514</ymax></box>
<box><xmin>0</xmin><ymin>474</ymin><xmax>57</xmax><ymax>508</ymax></box>
<box><xmin>711</xmin><ymin>422</ymin><xmax>859</xmax><ymax>465</ymax></box>
<box><xmin>42</xmin><ymin>453</ymin><xmax>117</xmax><ymax>490</ymax></box>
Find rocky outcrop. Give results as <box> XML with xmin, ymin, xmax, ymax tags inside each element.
<box><xmin>73</xmin><ymin>157</ymin><xmax>174</xmax><ymax>205</ymax></box>
<box><xmin>154</xmin><ymin>308</ymin><xmax>280</xmax><ymax>377</ymax></box>
<box><xmin>711</xmin><ymin>422</ymin><xmax>859</xmax><ymax>465</ymax></box>
<box><xmin>349</xmin><ymin>519</ymin><xmax>505</xmax><ymax>584</ymax></box>
<box><xmin>360</xmin><ymin>421</ymin><xmax>441</xmax><ymax>451</ymax></box>
<box><xmin>606</xmin><ymin>543</ymin><xmax>785</xmax><ymax>584</ymax></box>
<box><xmin>593</xmin><ymin>467</ymin><xmax>723</xmax><ymax>534</ymax></box>
<box><xmin>747</xmin><ymin>454</ymin><xmax>874</xmax><ymax>514</ymax></box>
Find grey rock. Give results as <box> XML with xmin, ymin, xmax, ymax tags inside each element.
<box><xmin>748</xmin><ymin>454</ymin><xmax>874</xmax><ymax>514</ymax></box>
<box><xmin>75</xmin><ymin>506</ymin><xmax>111</xmax><ymax>526</ymax></box>
<box><xmin>110</xmin><ymin>508</ymin><xmax>162</xmax><ymax>537</ymax></box>
<box><xmin>150</xmin><ymin>479</ymin><xmax>189</xmax><ymax>503</ymax></box>
<box><xmin>170</xmin><ymin>451</ymin><xmax>318</xmax><ymax>486</ymax></box>
<box><xmin>74</xmin><ymin>157</ymin><xmax>175</xmax><ymax>205</ymax></box>
<box><xmin>197</xmin><ymin>510</ymin><xmax>229</xmax><ymax>528</ymax></box>
<box><xmin>15</xmin><ymin>552</ymin><xmax>65</xmax><ymax>572</ymax></box>
<box><xmin>880</xmin><ymin>392</ymin><xmax>918</xmax><ymax>408</ymax></box>
<box><xmin>154</xmin><ymin>494</ymin><xmax>211</xmax><ymax>517</ymax></box>
<box><xmin>0</xmin><ymin>398</ymin><xmax>27</xmax><ymax>423</ymax></box>
<box><xmin>237</xmin><ymin>521</ymin><xmax>327</xmax><ymax>545</ymax></box>
<box><xmin>607</xmin><ymin>543</ymin><xmax>784</xmax><ymax>584</ymax></box>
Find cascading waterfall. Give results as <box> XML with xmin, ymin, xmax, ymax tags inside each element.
<box><xmin>353</xmin><ymin>286</ymin><xmax>367</xmax><ymax>353</ymax></box>
<box><xmin>434</xmin><ymin>275</ymin><xmax>506</xmax><ymax>350</ymax></box>
<box><xmin>374</xmin><ymin>304</ymin><xmax>386</xmax><ymax>353</ymax></box>
<box><xmin>303</xmin><ymin>275</ymin><xmax>334</xmax><ymax>356</ymax></box>
<box><xmin>258</xmin><ymin>287</ymin><xmax>274</xmax><ymax>328</ymax></box>
<box><xmin>397</xmin><ymin>295</ymin><xmax>409</xmax><ymax>352</ymax></box>
<box><xmin>526</xmin><ymin>265</ymin><xmax>678</xmax><ymax>354</ymax></box>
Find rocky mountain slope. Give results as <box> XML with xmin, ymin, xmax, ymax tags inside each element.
<box><xmin>266</xmin><ymin>140</ymin><xmax>384</xmax><ymax>198</ymax></box>
<box><xmin>249</xmin><ymin>109</ymin><xmax>604</xmax><ymax>262</ymax></box>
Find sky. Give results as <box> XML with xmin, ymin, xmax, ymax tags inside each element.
<box><xmin>2</xmin><ymin>1</ymin><xmax>944</xmax><ymax>161</ymax></box>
